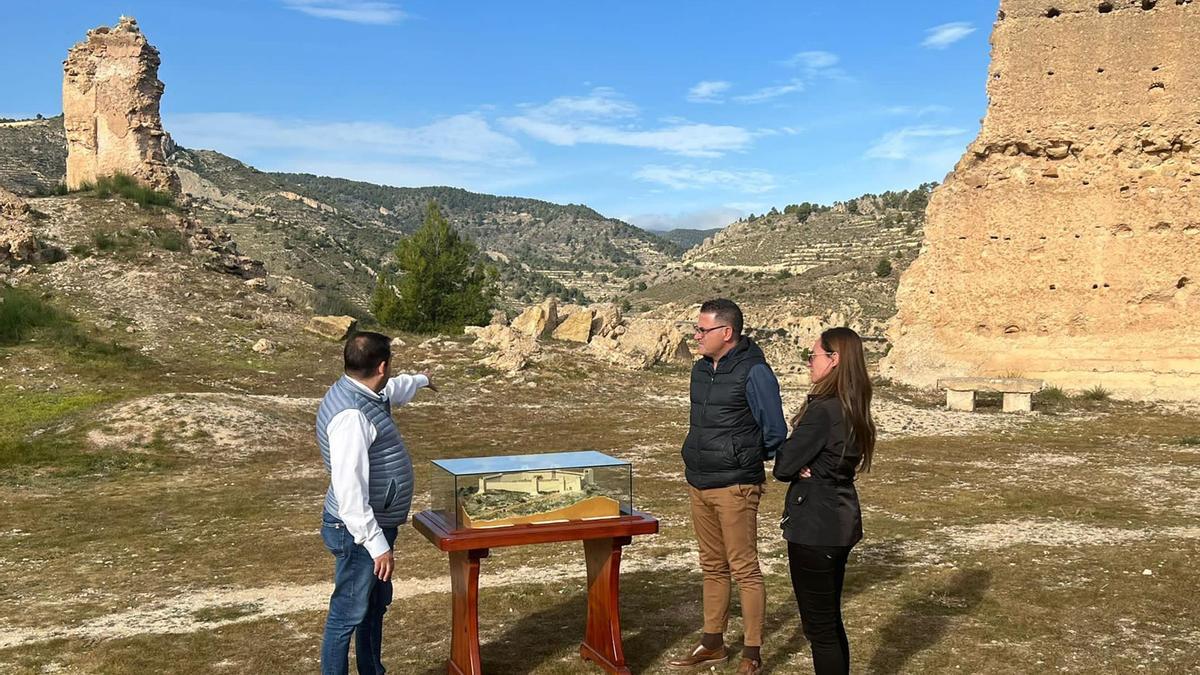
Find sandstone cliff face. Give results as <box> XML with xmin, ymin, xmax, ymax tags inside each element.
<box><xmin>63</xmin><ymin>16</ymin><xmax>177</xmax><ymax>193</ymax></box>
<box><xmin>884</xmin><ymin>0</ymin><xmax>1200</xmax><ymax>400</ymax></box>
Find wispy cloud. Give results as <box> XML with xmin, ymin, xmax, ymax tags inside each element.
<box><xmin>733</xmin><ymin>80</ymin><xmax>805</xmax><ymax>104</ymax></box>
<box><xmin>865</xmin><ymin>125</ymin><xmax>966</xmax><ymax>161</ymax></box>
<box><xmin>781</xmin><ymin>50</ymin><xmax>840</xmax><ymax>72</ymax></box>
<box><xmin>921</xmin><ymin>22</ymin><xmax>975</xmax><ymax>49</ymax></box>
<box><xmin>624</xmin><ymin>206</ymin><xmax>743</xmax><ymax>232</ymax></box>
<box><xmin>281</xmin><ymin>1</ymin><xmax>406</xmax><ymax>25</ymax></box>
<box><xmin>168</xmin><ymin>112</ymin><xmax>528</xmax><ymax>166</ymax></box>
<box><xmin>687</xmin><ymin>80</ymin><xmax>732</xmax><ymax>103</ymax></box>
<box><xmin>733</xmin><ymin>50</ymin><xmax>842</xmax><ymax>104</ymax></box>
<box><xmin>501</xmin><ymin>88</ymin><xmax>756</xmax><ymax>157</ymax></box>
<box><xmin>884</xmin><ymin>104</ymin><xmax>952</xmax><ymax>117</ymax></box>
<box><xmin>634</xmin><ymin>165</ymin><xmax>776</xmax><ymax>193</ymax></box>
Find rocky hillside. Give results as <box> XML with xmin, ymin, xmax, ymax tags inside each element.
<box><xmin>0</xmin><ymin>116</ymin><xmax>67</xmax><ymax>196</ymax></box>
<box><xmin>625</xmin><ymin>186</ymin><xmax>937</xmax><ymax>367</ymax></box>
<box><xmin>0</xmin><ymin>115</ymin><xmax>681</xmax><ymax>309</ymax></box>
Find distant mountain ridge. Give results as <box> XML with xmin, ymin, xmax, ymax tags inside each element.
<box><xmin>0</xmin><ymin>115</ymin><xmax>681</xmax><ymax>306</ymax></box>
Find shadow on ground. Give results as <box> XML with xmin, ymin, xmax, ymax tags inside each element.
<box><xmin>865</xmin><ymin>568</ymin><xmax>993</xmax><ymax>674</ymax></box>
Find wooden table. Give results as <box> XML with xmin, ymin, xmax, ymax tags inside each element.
<box><xmin>413</xmin><ymin>509</ymin><xmax>659</xmax><ymax>675</ymax></box>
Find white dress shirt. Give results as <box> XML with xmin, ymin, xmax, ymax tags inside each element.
<box><xmin>326</xmin><ymin>373</ymin><xmax>428</xmax><ymax>558</ymax></box>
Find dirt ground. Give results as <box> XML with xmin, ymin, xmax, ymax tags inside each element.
<box><xmin>2</xmin><ymin>330</ymin><xmax>1198</xmax><ymax>674</ymax></box>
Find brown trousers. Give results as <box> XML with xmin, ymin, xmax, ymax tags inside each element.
<box><xmin>688</xmin><ymin>483</ymin><xmax>766</xmax><ymax>647</ymax></box>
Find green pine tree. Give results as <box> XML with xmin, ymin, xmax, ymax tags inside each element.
<box><xmin>372</xmin><ymin>201</ymin><xmax>494</xmax><ymax>333</ymax></box>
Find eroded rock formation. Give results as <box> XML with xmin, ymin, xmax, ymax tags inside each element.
<box><xmin>884</xmin><ymin>0</ymin><xmax>1200</xmax><ymax>400</ymax></box>
<box><xmin>63</xmin><ymin>16</ymin><xmax>178</xmax><ymax>193</ymax></box>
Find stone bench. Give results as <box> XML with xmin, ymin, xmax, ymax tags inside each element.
<box><xmin>936</xmin><ymin>377</ymin><xmax>1044</xmax><ymax>413</ymax></box>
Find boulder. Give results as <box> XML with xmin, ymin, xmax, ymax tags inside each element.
<box><xmin>252</xmin><ymin>339</ymin><xmax>278</xmax><ymax>355</ymax></box>
<box><xmin>618</xmin><ymin>318</ymin><xmax>693</xmax><ymax>367</ymax></box>
<box><xmin>589</xmin><ymin>303</ymin><xmax>622</xmax><ymax>338</ymax></box>
<box><xmin>468</xmin><ymin>324</ymin><xmax>539</xmax><ymax>373</ymax></box>
<box><xmin>551</xmin><ymin>308</ymin><xmax>594</xmax><ymax>343</ymax></box>
<box><xmin>511</xmin><ymin>297</ymin><xmax>558</xmax><ymax>338</ymax></box>
<box><xmin>306</xmin><ymin>315</ymin><xmax>357</xmax><ymax>341</ymax></box>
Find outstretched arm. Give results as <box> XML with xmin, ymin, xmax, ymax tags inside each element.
<box><xmin>383</xmin><ymin>372</ymin><xmax>431</xmax><ymax>406</ymax></box>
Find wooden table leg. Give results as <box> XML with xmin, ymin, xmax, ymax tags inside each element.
<box><xmin>448</xmin><ymin>548</ymin><xmax>489</xmax><ymax>675</ymax></box>
<box><xmin>580</xmin><ymin>536</ymin><xmax>633</xmax><ymax>674</ymax></box>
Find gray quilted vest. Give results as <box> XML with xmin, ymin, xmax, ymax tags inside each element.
<box><xmin>316</xmin><ymin>375</ymin><xmax>414</xmax><ymax>528</ymax></box>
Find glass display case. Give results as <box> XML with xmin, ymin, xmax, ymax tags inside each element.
<box><xmin>430</xmin><ymin>450</ymin><xmax>633</xmax><ymax>530</ymax></box>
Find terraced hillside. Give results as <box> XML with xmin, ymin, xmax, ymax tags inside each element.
<box><xmin>0</xmin><ymin>116</ymin><xmax>67</xmax><ymax>196</ymax></box>
<box><xmin>683</xmin><ymin>195</ymin><xmax>927</xmax><ymax>273</ymax></box>
<box><xmin>627</xmin><ymin>187</ymin><xmax>935</xmax><ymax>362</ymax></box>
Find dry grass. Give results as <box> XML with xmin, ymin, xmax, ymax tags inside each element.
<box><xmin>1</xmin><ymin>332</ymin><xmax>1198</xmax><ymax>673</ymax></box>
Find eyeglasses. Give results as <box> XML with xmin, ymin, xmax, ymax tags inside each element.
<box><xmin>693</xmin><ymin>325</ymin><xmax>728</xmax><ymax>336</ymax></box>
<box><xmin>803</xmin><ymin>350</ymin><xmax>837</xmax><ymax>364</ymax></box>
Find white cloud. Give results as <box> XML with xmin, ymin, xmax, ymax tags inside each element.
<box><xmin>281</xmin><ymin>1</ymin><xmax>406</xmax><ymax>24</ymax></box>
<box><xmin>865</xmin><ymin>125</ymin><xmax>967</xmax><ymax>161</ymax></box>
<box><xmin>884</xmin><ymin>104</ymin><xmax>952</xmax><ymax>117</ymax></box>
<box><xmin>167</xmin><ymin>112</ymin><xmax>529</xmax><ymax>166</ymax></box>
<box><xmin>501</xmin><ymin>88</ymin><xmax>756</xmax><ymax>157</ymax></box>
<box><xmin>687</xmin><ymin>80</ymin><xmax>732</xmax><ymax>103</ymax></box>
<box><xmin>782</xmin><ymin>50</ymin><xmax>839</xmax><ymax>71</ymax></box>
<box><xmin>624</xmin><ymin>207</ymin><xmax>743</xmax><ymax>232</ymax></box>
<box><xmin>731</xmin><ymin>50</ymin><xmax>842</xmax><ymax>105</ymax></box>
<box><xmin>522</xmin><ymin>87</ymin><xmax>639</xmax><ymax>120</ymax></box>
<box><xmin>733</xmin><ymin>80</ymin><xmax>805</xmax><ymax>104</ymax></box>
<box><xmin>921</xmin><ymin>22</ymin><xmax>976</xmax><ymax>49</ymax></box>
<box><xmin>634</xmin><ymin>165</ymin><xmax>776</xmax><ymax>194</ymax></box>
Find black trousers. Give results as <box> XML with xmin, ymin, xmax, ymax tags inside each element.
<box><xmin>788</xmin><ymin>542</ymin><xmax>854</xmax><ymax>675</ymax></box>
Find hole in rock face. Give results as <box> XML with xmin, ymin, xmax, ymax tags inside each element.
<box><xmin>998</xmin><ymin>9</ymin><xmax>1007</xmax><ymax>19</ymax></box>
<box><xmin>1151</xmin><ymin>222</ymin><xmax>1172</xmax><ymax>232</ymax></box>
<box><xmin>1152</xmin><ymin>66</ymin><xmax>1160</xmax><ymax>71</ymax></box>
<box><xmin>1150</xmin><ymin>82</ymin><xmax>1166</xmax><ymax>91</ymax></box>
<box><xmin>1005</xmin><ymin>325</ymin><xmax>1021</xmax><ymax>334</ymax></box>
<box><xmin>1046</xmin><ymin>7</ymin><xmax>1062</xmax><ymax>17</ymax></box>
<box><xmin>1179</xmin><ymin>277</ymin><xmax>1191</xmax><ymax>289</ymax></box>
<box><xmin>1098</xmin><ymin>1</ymin><xmax>1113</xmax><ymax>12</ymax></box>
<box><xmin>1092</xmin><ymin>284</ymin><xmax>1099</xmax><ymax>289</ymax></box>
<box><xmin>1142</xmin><ymin>0</ymin><xmax>1157</xmax><ymax>9</ymax></box>
<box><xmin>1103</xmin><ymin>283</ymin><xmax>1110</xmax><ymax>288</ymax></box>
<box><xmin>1049</xmin><ymin>284</ymin><xmax>1057</xmax><ymax>290</ymax></box>
<box><xmin>1097</xmin><ymin>67</ymin><xmax>1105</xmax><ymax>73</ymax></box>
<box><xmin>1047</xmin><ymin>70</ymin><xmax>1055</xmax><ymax>76</ymax></box>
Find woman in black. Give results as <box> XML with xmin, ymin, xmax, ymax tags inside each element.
<box><xmin>773</xmin><ymin>327</ymin><xmax>876</xmax><ymax>675</ymax></box>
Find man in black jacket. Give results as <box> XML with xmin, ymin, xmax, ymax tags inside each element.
<box><xmin>669</xmin><ymin>299</ymin><xmax>787</xmax><ymax>675</ymax></box>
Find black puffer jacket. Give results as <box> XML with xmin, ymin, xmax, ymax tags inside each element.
<box><xmin>681</xmin><ymin>337</ymin><xmax>768</xmax><ymax>489</ymax></box>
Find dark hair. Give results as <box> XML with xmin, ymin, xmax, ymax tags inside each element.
<box><xmin>792</xmin><ymin>326</ymin><xmax>876</xmax><ymax>472</ymax></box>
<box><xmin>344</xmin><ymin>331</ymin><xmax>391</xmax><ymax>377</ymax></box>
<box><xmin>699</xmin><ymin>298</ymin><xmax>743</xmax><ymax>336</ymax></box>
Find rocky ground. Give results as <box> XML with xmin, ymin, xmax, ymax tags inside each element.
<box><xmin>1</xmin><ymin>194</ymin><xmax>1198</xmax><ymax>674</ymax></box>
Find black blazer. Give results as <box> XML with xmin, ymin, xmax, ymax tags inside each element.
<box><xmin>773</xmin><ymin>395</ymin><xmax>863</xmax><ymax>547</ymax></box>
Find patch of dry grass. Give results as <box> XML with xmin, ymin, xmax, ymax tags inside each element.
<box><xmin>1</xmin><ymin>337</ymin><xmax>1198</xmax><ymax>673</ymax></box>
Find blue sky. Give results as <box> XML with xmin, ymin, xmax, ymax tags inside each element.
<box><xmin>4</xmin><ymin>1</ymin><xmax>999</xmax><ymax>230</ymax></box>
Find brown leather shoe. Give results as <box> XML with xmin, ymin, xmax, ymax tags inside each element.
<box><xmin>735</xmin><ymin>657</ymin><xmax>763</xmax><ymax>675</ymax></box>
<box><xmin>667</xmin><ymin>643</ymin><xmax>728</xmax><ymax>668</ymax></box>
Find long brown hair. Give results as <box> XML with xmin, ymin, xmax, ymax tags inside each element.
<box><xmin>791</xmin><ymin>327</ymin><xmax>876</xmax><ymax>472</ymax></box>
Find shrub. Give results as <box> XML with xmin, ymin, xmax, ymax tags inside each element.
<box><xmin>153</xmin><ymin>227</ymin><xmax>186</xmax><ymax>252</ymax></box>
<box><xmin>1037</xmin><ymin>386</ymin><xmax>1069</xmax><ymax>404</ymax></box>
<box><xmin>93</xmin><ymin>173</ymin><xmax>174</xmax><ymax>208</ymax></box>
<box><xmin>875</xmin><ymin>258</ymin><xmax>893</xmax><ymax>278</ymax></box>
<box><xmin>1079</xmin><ymin>385</ymin><xmax>1112</xmax><ymax>402</ymax></box>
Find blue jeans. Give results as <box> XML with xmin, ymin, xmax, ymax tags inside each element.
<box><xmin>320</xmin><ymin>512</ymin><xmax>399</xmax><ymax>675</ymax></box>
